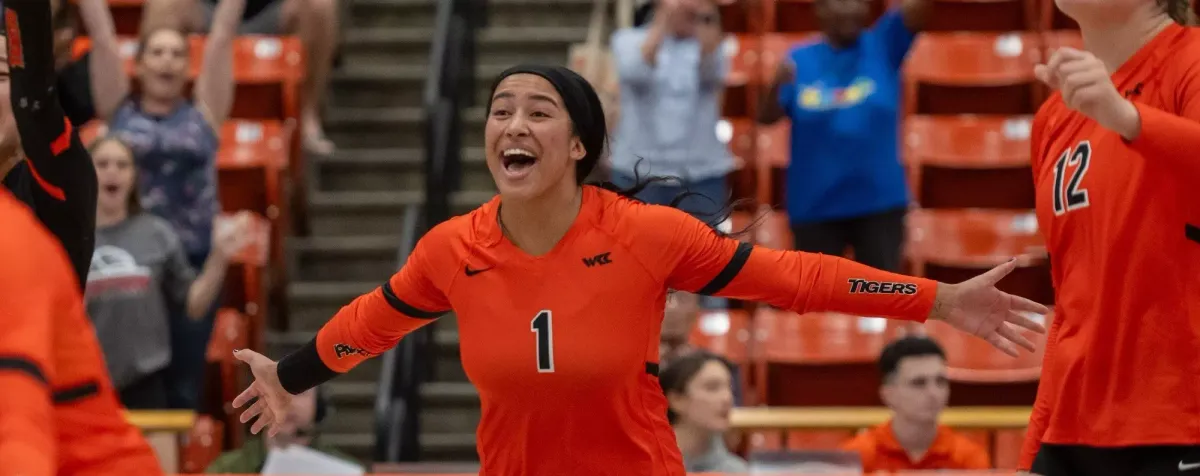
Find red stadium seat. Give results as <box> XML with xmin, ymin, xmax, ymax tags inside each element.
<box><xmin>720</xmin><ymin>118</ymin><xmax>759</xmax><ymax>205</ymax></box>
<box><xmin>205</xmin><ymin>308</ymin><xmax>249</xmax><ymax>448</ymax></box>
<box><xmin>180</xmin><ymin>415</ymin><xmax>225</xmax><ymax>473</ymax></box>
<box><xmin>753</xmin><ymin>119</ymin><xmax>790</xmax><ymax>208</ymax></box>
<box><xmin>719</xmin><ymin>0</ymin><xmax>759</xmax><ymax>33</ymax></box>
<box><xmin>903</xmin><ymin>32</ymin><xmax>1042</xmax><ymax>115</ymax></box>
<box><xmin>904</xmin><ymin>115</ymin><xmax>1036</xmax><ymax>209</ymax></box>
<box><xmin>72</xmin><ymin>35</ymin><xmax>306</xmax><ymax>121</ymax></box>
<box><xmin>905</xmin><ymin>208</ymin><xmax>1052</xmax><ymax>304</ymax></box>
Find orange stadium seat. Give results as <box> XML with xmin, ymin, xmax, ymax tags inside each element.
<box><xmin>205</xmin><ymin>308</ymin><xmax>250</xmax><ymax>448</ymax></box>
<box><xmin>751</xmin><ymin>209</ymin><xmax>792</xmax><ymax>250</ymax></box>
<box><xmin>752</xmin><ymin>119</ymin><xmax>789</xmax><ymax>208</ymax></box>
<box><xmin>904</xmin><ymin>114</ymin><xmax>1036</xmax><ymax>209</ymax></box>
<box><xmin>724</xmin><ymin>34</ymin><xmax>759</xmax><ymax>117</ymax></box>
<box><xmin>689</xmin><ymin>309</ymin><xmax>753</xmax><ymax>365</ymax></box>
<box><xmin>917</xmin><ymin>310</ymin><xmax>1052</xmax><ymax>384</ymax></box>
<box><xmin>751</xmin><ymin>309</ymin><xmax>901</xmax><ymax>405</ymax></box>
<box><xmin>720</xmin><ymin>118</ymin><xmax>759</xmax><ymax>205</ymax></box>
<box><xmin>719</xmin><ymin>0</ymin><xmax>759</xmax><ymax>33</ymax></box>
<box><xmin>903</xmin><ymin>32</ymin><xmax>1042</xmax><ymax>115</ymax></box>
<box><xmin>905</xmin><ymin>208</ymin><xmax>1052</xmax><ymax>304</ymax></box>
<box><xmin>72</xmin><ymin>35</ymin><xmax>306</xmax><ymax>121</ymax></box>
<box><xmin>219</xmin><ymin>209</ymin><xmax>272</xmax><ymax>351</ymax></box>
<box><xmin>180</xmin><ymin>415</ymin><xmax>225</xmax><ymax>473</ymax></box>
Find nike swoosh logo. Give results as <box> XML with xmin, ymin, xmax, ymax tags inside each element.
<box><xmin>464</xmin><ymin>266</ymin><xmax>492</xmax><ymax>277</ymax></box>
<box><xmin>1180</xmin><ymin>461</ymin><xmax>1200</xmax><ymax>471</ymax></box>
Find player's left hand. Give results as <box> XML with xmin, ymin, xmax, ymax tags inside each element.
<box><xmin>929</xmin><ymin>258</ymin><xmax>1050</xmax><ymax>357</ymax></box>
<box><xmin>1035</xmin><ymin>47</ymin><xmax>1141</xmax><ymax>139</ymax></box>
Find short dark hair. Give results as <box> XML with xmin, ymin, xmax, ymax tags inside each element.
<box><xmin>878</xmin><ymin>336</ymin><xmax>945</xmax><ymax>383</ymax></box>
<box><xmin>1159</xmin><ymin>0</ymin><xmax>1194</xmax><ymax>24</ymax></box>
<box><xmin>658</xmin><ymin>350</ymin><xmax>733</xmax><ymax>425</ymax></box>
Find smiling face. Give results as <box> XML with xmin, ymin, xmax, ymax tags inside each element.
<box><xmin>135</xmin><ymin>29</ymin><xmax>189</xmax><ymax>102</ymax></box>
<box><xmin>484</xmin><ymin>74</ymin><xmax>587</xmax><ymax>202</ymax></box>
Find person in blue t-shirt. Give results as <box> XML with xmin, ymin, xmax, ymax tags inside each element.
<box><xmin>757</xmin><ymin>0</ymin><xmax>929</xmax><ymax>272</ymax></box>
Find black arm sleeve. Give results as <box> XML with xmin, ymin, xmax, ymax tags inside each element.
<box><xmin>3</xmin><ymin>0</ymin><xmax>97</xmax><ymax>292</ymax></box>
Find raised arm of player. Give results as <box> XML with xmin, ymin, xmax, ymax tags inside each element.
<box><xmin>630</xmin><ymin>204</ymin><xmax>1047</xmax><ymax>354</ymax></box>
<box><xmin>1036</xmin><ymin>46</ymin><xmax>1200</xmax><ymax>180</ymax></box>
<box><xmin>4</xmin><ymin>0</ymin><xmax>97</xmax><ymax>291</ymax></box>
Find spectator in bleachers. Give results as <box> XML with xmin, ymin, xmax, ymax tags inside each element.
<box><xmin>841</xmin><ymin>336</ymin><xmax>990</xmax><ymax>472</ymax></box>
<box><xmin>50</xmin><ymin>0</ymin><xmax>128</xmax><ymax>126</ymax></box>
<box><xmin>660</xmin><ymin>351</ymin><xmax>749</xmax><ymax>473</ymax></box>
<box><xmin>141</xmin><ymin>0</ymin><xmax>340</xmax><ymax>154</ymax></box>
<box><xmin>660</xmin><ymin>295</ymin><xmax>746</xmax><ymax>406</ymax></box>
<box><xmin>757</xmin><ymin>0</ymin><xmax>929</xmax><ymax>272</ymax></box>
<box><xmin>609</xmin><ymin>0</ymin><xmax>732</xmax><ymax>224</ymax></box>
<box><xmin>204</xmin><ymin>388</ymin><xmax>356</xmax><ymax>473</ymax></box>
<box><xmin>105</xmin><ymin>0</ymin><xmax>242</xmax><ymax>410</ymax></box>
<box><xmin>86</xmin><ymin>136</ymin><xmax>248</xmax><ymax>409</ymax></box>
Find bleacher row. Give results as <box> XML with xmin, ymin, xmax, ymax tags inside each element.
<box><xmin>67</xmin><ymin>1</ymin><xmax>304</xmax><ymax>472</ymax></box>
<box><xmin>676</xmin><ymin>0</ymin><xmax>1091</xmax><ymax>470</ymax></box>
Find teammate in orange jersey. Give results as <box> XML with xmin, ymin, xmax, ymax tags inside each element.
<box><xmin>0</xmin><ymin>186</ymin><xmax>162</xmax><ymax>475</ymax></box>
<box><xmin>232</xmin><ymin>65</ymin><xmax>1048</xmax><ymax>476</ymax></box>
<box><xmin>1021</xmin><ymin>0</ymin><xmax>1200</xmax><ymax>473</ymax></box>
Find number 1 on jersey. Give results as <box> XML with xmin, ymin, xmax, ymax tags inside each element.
<box><xmin>1052</xmin><ymin>141</ymin><xmax>1092</xmax><ymax>215</ymax></box>
<box><xmin>531</xmin><ymin>310</ymin><xmax>554</xmax><ymax>373</ymax></box>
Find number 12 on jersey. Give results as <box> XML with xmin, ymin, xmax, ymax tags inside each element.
<box><xmin>1052</xmin><ymin>141</ymin><xmax>1092</xmax><ymax>215</ymax></box>
<box><xmin>531</xmin><ymin>310</ymin><xmax>555</xmax><ymax>373</ymax></box>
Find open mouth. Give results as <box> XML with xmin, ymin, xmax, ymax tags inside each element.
<box><xmin>102</xmin><ymin>184</ymin><xmax>120</xmax><ymax>194</ymax></box>
<box><xmin>501</xmin><ymin>148</ymin><xmax>537</xmax><ymax>174</ymax></box>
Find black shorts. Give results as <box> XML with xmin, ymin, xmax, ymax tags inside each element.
<box><xmin>790</xmin><ymin>207</ymin><xmax>907</xmax><ymax>272</ymax></box>
<box><xmin>1032</xmin><ymin>443</ymin><xmax>1200</xmax><ymax>476</ymax></box>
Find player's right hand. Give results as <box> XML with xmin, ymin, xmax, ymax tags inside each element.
<box><xmin>231</xmin><ymin>349</ymin><xmax>292</xmax><ymax>437</ymax></box>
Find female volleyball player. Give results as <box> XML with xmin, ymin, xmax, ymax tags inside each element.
<box><xmin>1020</xmin><ymin>0</ymin><xmax>1200</xmax><ymax>474</ymax></box>
<box><xmin>233</xmin><ymin>65</ymin><xmax>1048</xmax><ymax>475</ymax></box>
<box><xmin>0</xmin><ymin>1</ymin><xmax>162</xmax><ymax>473</ymax></box>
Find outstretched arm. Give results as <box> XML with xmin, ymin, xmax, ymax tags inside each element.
<box><xmin>634</xmin><ymin>205</ymin><xmax>1047</xmax><ymax>354</ymax></box>
<box><xmin>274</xmin><ymin>233</ymin><xmax>452</xmax><ymax>395</ymax></box>
<box><xmin>4</xmin><ymin>0</ymin><xmax>97</xmax><ymax>291</ymax></box>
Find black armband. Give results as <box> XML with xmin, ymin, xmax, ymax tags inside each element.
<box><xmin>276</xmin><ymin>338</ymin><xmax>340</xmax><ymax>395</ymax></box>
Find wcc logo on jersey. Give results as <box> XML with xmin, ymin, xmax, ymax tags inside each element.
<box><xmin>333</xmin><ymin>343</ymin><xmax>368</xmax><ymax>359</ymax></box>
<box><xmin>582</xmin><ymin>252</ymin><xmax>613</xmax><ymax>268</ymax></box>
<box><xmin>847</xmin><ymin>278</ymin><xmax>918</xmax><ymax>295</ymax></box>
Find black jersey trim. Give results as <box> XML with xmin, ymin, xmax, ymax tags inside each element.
<box><xmin>52</xmin><ymin>381</ymin><xmax>99</xmax><ymax>404</ymax></box>
<box><xmin>0</xmin><ymin>356</ymin><xmax>48</xmax><ymax>384</ymax></box>
<box><xmin>382</xmin><ymin>281</ymin><xmax>448</xmax><ymax>319</ymax></box>
<box><xmin>277</xmin><ymin>338</ymin><xmax>341</xmax><ymax>395</ymax></box>
<box><xmin>645</xmin><ymin>362</ymin><xmax>659</xmax><ymax>377</ymax></box>
<box><xmin>696</xmin><ymin>242</ymin><xmax>753</xmax><ymax>296</ymax></box>
<box><xmin>1187</xmin><ymin>224</ymin><xmax>1199</xmax><ymax>244</ymax></box>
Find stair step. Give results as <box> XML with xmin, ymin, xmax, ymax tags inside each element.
<box><xmin>325</xmin><ymin>380</ymin><xmax>381</xmax><ymax>405</ymax></box>
<box><xmin>320</xmin><ymin>432</ymin><xmax>376</xmax><ymax>462</ymax></box>
<box><xmin>290</xmin><ymin>234</ymin><xmax>400</xmax><ymax>282</ymax></box>
<box><xmin>420</xmin><ymin>381</ymin><xmax>479</xmax><ymax>406</ymax></box>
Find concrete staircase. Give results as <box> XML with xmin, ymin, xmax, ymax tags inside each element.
<box><xmin>275</xmin><ymin>0</ymin><xmax>597</xmax><ymax>464</ymax></box>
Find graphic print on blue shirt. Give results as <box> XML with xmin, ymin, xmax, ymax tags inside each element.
<box><xmin>778</xmin><ymin>9</ymin><xmax>915</xmax><ymax>224</ymax></box>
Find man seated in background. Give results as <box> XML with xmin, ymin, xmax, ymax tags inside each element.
<box><xmin>841</xmin><ymin>336</ymin><xmax>990</xmax><ymax>472</ymax></box>
<box><xmin>139</xmin><ymin>0</ymin><xmax>340</xmax><ymax>154</ymax></box>
<box><xmin>205</xmin><ymin>387</ymin><xmax>355</xmax><ymax>473</ymax></box>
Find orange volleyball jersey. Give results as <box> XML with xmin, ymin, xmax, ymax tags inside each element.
<box><xmin>312</xmin><ymin>186</ymin><xmax>938</xmax><ymax>475</ymax></box>
<box><xmin>1020</xmin><ymin>23</ymin><xmax>1200</xmax><ymax>469</ymax></box>
<box><xmin>841</xmin><ymin>421</ymin><xmax>991</xmax><ymax>472</ymax></box>
<box><xmin>0</xmin><ymin>189</ymin><xmax>161</xmax><ymax>476</ymax></box>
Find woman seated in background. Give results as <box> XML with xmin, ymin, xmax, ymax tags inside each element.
<box><xmin>660</xmin><ymin>351</ymin><xmax>749</xmax><ymax>473</ymax></box>
<box><xmin>85</xmin><ymin>136</ymin><xmax>248</xmax><ymax>409</ymax></box>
